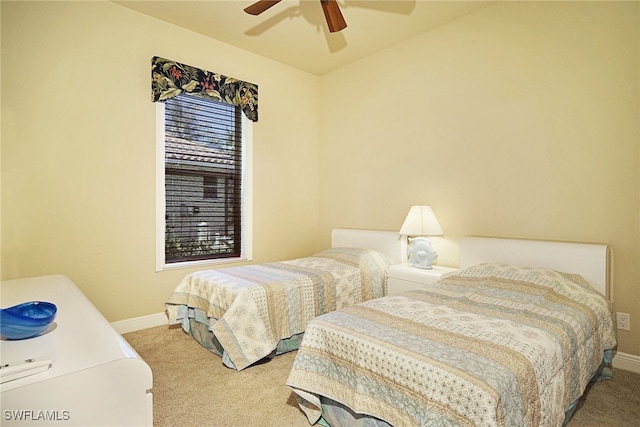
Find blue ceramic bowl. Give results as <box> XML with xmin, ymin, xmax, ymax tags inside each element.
<box><xmin>0</xmin><ymin>301</ymin><xmax>57</xmax><ymax>340</ymax></box>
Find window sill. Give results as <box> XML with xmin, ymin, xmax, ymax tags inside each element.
<box><xmin>157</xmin><ymin>256</ymin><xmax>252</xmax><ymax>272</ymax></box>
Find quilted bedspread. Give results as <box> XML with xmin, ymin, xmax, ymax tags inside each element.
<box><xmin>165</xmin><ymin>247</ymin><xmax>392</xmax><ymax>370</ymax></box>
<box><xmin>286</xmin><ymin>263</ymin><xmax>617</xmax><ymax>427</ymax></box>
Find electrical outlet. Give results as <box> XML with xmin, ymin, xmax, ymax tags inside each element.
<box><xmin>616</xmin><ymin>312</ymin><xmax>630</xmax><ymax>331</ymax></box>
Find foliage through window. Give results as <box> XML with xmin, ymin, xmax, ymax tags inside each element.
<box><xmin>163</xmin><ymin>93</ymin><xmax>243</xmax><ymax>263</ymax></box>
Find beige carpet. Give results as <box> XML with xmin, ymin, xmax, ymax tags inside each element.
<box><xmin>124</xmin><ymin>325</ymin><xmax>640</xmax><ymax>427</ymax></box>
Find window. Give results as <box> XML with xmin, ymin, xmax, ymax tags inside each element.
<box><xmin>156</xmin><ymin>93</ymin><xmax>253</xmax><ymax>270</ymax></box>
<box><xmin>203</xmin><ymin>176</ymin><xmax>218</xmax><ymax>200</ymax></box>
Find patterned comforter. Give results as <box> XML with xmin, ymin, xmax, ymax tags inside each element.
<box><xmin>165</xmin><ymin>247</ymin><xmax>392</xmax><ymax>370</ymax></box>
<box><xmin>286</xmin><ymin>263</ymin><xmax>617</xmax><ymax>427</ymax></box>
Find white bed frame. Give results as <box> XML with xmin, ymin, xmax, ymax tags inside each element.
<box><xmin>460</xmin><ymin>236</ymin><xmax>610</xmax><ymax>297</ymax></box>
<box><xmin>329</xmin><ymin>229</ymin><xmax>610</xmax><ymax>298</ymax></box>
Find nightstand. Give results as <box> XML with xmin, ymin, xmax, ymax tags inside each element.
<box><xmin>387</xmin><ymin>263</ymin><xmax>458</xmax><ymax>295</ymax></box>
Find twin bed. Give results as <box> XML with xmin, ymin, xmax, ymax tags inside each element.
<box><xmin>286</xmin><ymin>234</ymin><xmax>617</xmax><ymax>427</ymax></box>
<box><xmin>165</xmin><ymin>228</ymin><xmax>617</xmax><ymax>426</ymax></box>
<box><xmin>165</xmin><ymin>229</ymin><xmax>400</xmax><ymax>370</ymax></box>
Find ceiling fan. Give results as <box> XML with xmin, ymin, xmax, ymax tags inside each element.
<box><xmin>244</xmin><ymin>0</ymin><xmax>347</xmax><ymax>33</ymax></box>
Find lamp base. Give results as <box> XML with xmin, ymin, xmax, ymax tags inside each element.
<box><xmin>410</xmin><ymin>262</ymin><xmax>435</xmax><ymax>270</ymax></box>
<box><xmin>407</xmin><ymin>236</ymin><xmax>438</xmax><ymax>270</ymax></box>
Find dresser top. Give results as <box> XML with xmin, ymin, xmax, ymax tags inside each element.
<box><xmin>1</xmin><ymin>275</ymin><xmax>146</xmax><ymax>391</ymax></box>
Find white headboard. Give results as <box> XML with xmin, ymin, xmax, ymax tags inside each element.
<box><xmin>460</xmin><ymin>236</ymin><xmax>610</xmax><ymax>297</ymax></box>
<box><xmin>331</xmin><ymin>228</ymin><xmax>402</xmax><ymax>264</ymax></box>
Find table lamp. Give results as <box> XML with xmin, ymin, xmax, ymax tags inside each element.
<box><xmin>399</xmin><ymin>205</ymin><xmax>443</xmax><ymax>269</ymax></box>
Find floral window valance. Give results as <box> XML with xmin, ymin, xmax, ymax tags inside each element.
<box><xmin>151</xmin><ymin>56</ymin><xmax>258</xmax><ymax>122</ymax></box>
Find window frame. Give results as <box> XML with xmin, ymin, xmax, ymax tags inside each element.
<box><xmin>155</xmin><ymin>100</ymin><xmax>253</xmax><ymax>272</ymax></box>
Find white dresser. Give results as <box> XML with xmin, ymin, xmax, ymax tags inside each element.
<box><xmin>0</xmin><ymin>275</ymin><xmax>153</xmax><ymax>426</ymax></box>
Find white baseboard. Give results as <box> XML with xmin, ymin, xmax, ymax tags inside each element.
<box><xmin>613</xmin><ymin>351</ymin><xmax>640</xmax><ymax>374</ymax></box>
<box><xmin>111</xmin><ymin>312</ymin><xmax>167</xmax><ymax>335</ymax></box>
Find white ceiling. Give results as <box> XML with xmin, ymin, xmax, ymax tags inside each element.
<box><xmin>115</xmin><ymin>0</ymin><xmax>496</xmax><ymax>75</ymax></box>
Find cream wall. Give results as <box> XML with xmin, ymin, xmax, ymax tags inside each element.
<box><xmin>319</xmin><ymin>1</ymin><xmax>640</xmax><ymax>356</ymax></box>
<box><xmin>2</xmin><ymin>1</ymin><xmax>639</xmax><ymax>359</ymax></box>
<box><xmin>1</xmin><ymin>2</ymin><xmax>321</xmax><ymax>320</ymax></box>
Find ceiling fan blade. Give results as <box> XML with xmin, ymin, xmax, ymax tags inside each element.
<box><xmin>244</xmin><ymin>0</ymin><xmax>282</xmax><ymax>16</ymax></box>
<box><xmin>320</xmin><ymin>0</ymin><xmax>347</xmax><ymax>33</ymax></box>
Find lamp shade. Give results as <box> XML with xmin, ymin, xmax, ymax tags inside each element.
<box><xmin>399</xmin><ymin>206</ymin><xmax>443</xmax><ymax>236</ymax></box>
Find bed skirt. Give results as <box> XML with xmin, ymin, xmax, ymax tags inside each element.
<box><xmin>180</xmin><ymin>305</ymin><xmax>304</xmax><ymax>369</ymax></box>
